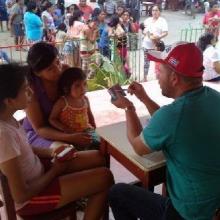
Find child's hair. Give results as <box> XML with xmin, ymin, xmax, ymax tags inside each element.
<box><xmin>155</xmin><ymin>41</ymin><xmax>165</xmax><ymax>52</ymax></box>
<box><xmin>197</xmin><ymin>32</ymin><xmax>215</xmax><ymax>52</ymax></box>
<box><xmin>139</xmin><ymin>22</ymin><xmax>145</xmax><ymax>31</ymax></box>
<box><xmin>69</xmin><ymin>10</ymin><xmax>83</xmax><ymax>26</ymax></box>
<box><xmin>108</xmin><ymin>15</ymin><xmax>120</xmax><ymax>27</ymax></box>
<box><xmin>58</xmin><ymin>67</ymin><xmax>87</xmax><ymax>96</ymax></box>
<box><xmin>57</xmin><ymin>23</ymin><xmax>66</xmax><ymax>32</ymax></box>
<box><xmin>0</xmin><ymin>64</ymin><xmax>27</xmax><ymax>111</ymax></box>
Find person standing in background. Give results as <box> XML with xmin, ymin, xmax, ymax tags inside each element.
<box><xmin>78</xmin><ymin>0</ymin><xmax>93</xmax><ymax>22</ymax></box>
<box><xmin>125</xmin><ymin>0</ymin><xmax>141</xmax><ymax>22</ymax></box>
<box><xmin>203</xmin><ymin>1</ymin><xmax>220</xmax><ymax>39</ymax></box>
<box><xmin>142</xmin><ymin>4</ymin><xmax>168</xmax><ymax>81</ymax></box>
<box><xmin>0</xmin><ymin>0</ymin><xmax>9</xmax><ymax>31</ymax></box>
<box><xmin>197</xmin><ymin>32</ymin><xmax>220</xmax><ymax>81</ymax></box>
<box><xmin>97</xmin><ymin>0</ymin><xmax>105</xmax><ymax>10</ymax></box>
<box><xmin>41</xmin><ymin>1</ymin><xmax>56</xmax><ymax>41</ymax></box>
<box><xmin>10</xmin><ymin>0</ymin><xmax>25</xmax><ymax>50</ymax></box>
<box><xmin>23</xmin><ymin>1</ymin><xmax>43</xmax><ymax>43</ymax></box>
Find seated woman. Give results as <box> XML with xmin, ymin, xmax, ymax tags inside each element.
<box><xmin>0</xmin><ymin>63</ymin><xmax>114</xmax><ymax>219</ymax></box>
<box><xmin>197</xmin><ymin>32</ymin><xmax>220</xmax><ymax>81</ymax></box>
<box><xmin>23</xmin><ymin>42</ymin><xmax>97</xmax><ymax>154</ymax></box>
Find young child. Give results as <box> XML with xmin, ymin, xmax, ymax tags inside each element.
<box><xmin>55</xmin><ymin>23</ymin><xmax>67</xmax><ymax>56</ymax></box>
<box><xmin>80</xmin><ymin>18</ymin><xmax>99</xmax><ymax>76</ymax></box>
<box><xmin>0</xmin><ymin>63</ymin><xmax>113</xmax><ymax>218</ymax></box>
<box><xmin>49</xmin><ymin>67</ymin><xmax>100</xmax><ymax>150</ymax></box>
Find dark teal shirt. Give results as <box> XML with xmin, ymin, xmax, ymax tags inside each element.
<box><xmin>141</xmin><ymin>86</ymin><xmax>220</xmax><ymax>220</ymax></box>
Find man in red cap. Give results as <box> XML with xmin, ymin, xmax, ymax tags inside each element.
<box><xmin>109</xmin><ymin>42</ymin><xmax>220</xmax><ymax>219</ymax></box>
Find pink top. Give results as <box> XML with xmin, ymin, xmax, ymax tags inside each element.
<box><xmin>67</xmin><ymin>20</ymin><xmax>85</xmax><ymax>39</ymax></box>
<box><xmin>203</xmin><ymin>11</ymin><xmax>220</xmax><ymax>27</ymax></box>
<box><xmin>0</xmin><ymin>120</ymin><xmax>44</xmax><ymax>210</ymax></box>
<box><xmin>78</xmin><ymin>4</ymin><xmax>93</xmax><ymax>22</ymax></box>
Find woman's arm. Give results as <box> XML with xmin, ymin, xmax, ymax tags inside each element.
<box><xmin>85</xmin><ymin>96</ymin><xmax>96</xmax><ymax>128</ymax></box>
<box><xmin>0</xmin><ymin>157</ymin><xmax>66</xmax><ymax>203</ymax></box>
<box><xmin>49</xmin><ymin>98</ymin><xmax>73</xmax><ymax>133</ymax></box>
<box><xmin>25</xmin><ymin>93</ymin><xmax>93</xmax><ymax>146</ymax></box>
<box><xmin>213</xmin><ymin>61</ymin><xmax>220</xmax><ymax>74</ymax></box>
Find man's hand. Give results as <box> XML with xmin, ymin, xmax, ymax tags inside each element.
<box><xmin>128</xmin><ymin>81</ymin><xmax>148</xmax><ymax>102</ymax></box>
<box><xmin>111</xmin><ymin>92</ymin><xmax>133</xmax><ymax>109</ymax></box>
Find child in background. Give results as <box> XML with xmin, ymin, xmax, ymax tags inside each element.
<box><xmin>55</xmin><ymin>23</ymin><xmax>67</xmax><ymax>56</ymax></box>
<box><xmin>80</xmin><ymin>18</ymin><xmax>99</xmax><ymax>76</ymax></box>
<box><xmin>49</xmin><ymin>67</ymin><xmax>100</xmax><ymax>150</ymax></box>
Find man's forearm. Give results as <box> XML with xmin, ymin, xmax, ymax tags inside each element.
<box><xmin>141</xmin><ymin>95</ymin><xmax>160</xmax><ymax>116</ymax></box>
<box><xmin>125</xmin><ymin>106</ymin><xmax>142</xmax><ymax>144</ymax></box>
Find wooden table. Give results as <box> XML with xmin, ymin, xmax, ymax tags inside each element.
<box><xmin>95</xmin><ymin>80</ymin><xmax>220</xmax><ymax>189</ymax></box>
<box><xmin>97</xmin><ymin>116</ymin><xmax>166</xmax><ymax>189</ymax></box>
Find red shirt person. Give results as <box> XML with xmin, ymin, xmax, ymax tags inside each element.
<box><xmin>203</xmin><ymin>2</ymin><xmax>220</xmax><ymax>38</ymax></box>
<box><xmin>78</xmin><ymin>0</ymin><xmax>93</xmax><ymax>22</ymax></box>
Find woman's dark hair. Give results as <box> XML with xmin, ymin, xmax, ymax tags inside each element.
<box><xmin>66</xmin><ymin>4</ymin><xmax>79</xmax><ymax>13</ymax></box>
<box><xmin>197</xmin><ymin>33</ymin><xmax>215</xmax><ymax>51</ymax></box>
<box><xmin>0</xmin><ymin>64</ymin><xmax>27</xmax><ymax>110</ymax></box>
<box><xmin>92</xmin><ymin>7</ymin><xmax>101</xmax><ymax>19</ymax></box>
<box><xmin>69</xmin><ymin>10</ymin><xmax>83</xmax><ymax>26</ymax></box>
<box><xmin>121</xmin><ymin>9</ymin><xmax>131</xmax><ymax>16</ymax></box>
<box><xmin>58</xmin><ymin>67</ymin><xmax>86</xmax><ymax>96</ymax></box>
<box><xmin>26</xmin><ymin>1</ymin><xmax>37</xmax><ymax>12</ymax></box>
<box><xmin>44</xmin><ymin>2</ymin><xmax>53</xmax><ymax>10</ymax></box>
<box><xmin>27</xmin><ymin>42</ymin><xmax>58</xmax><ymax>74</ymax></box>
<box><xmin>108</xmin><ymin>15</ymin><xmax>120</xmax><ymax>27</ymax></box>
<box><xmin>210</xmin><ymin>1</ymin><xmax>218</xmax><ymax>9</ymax></box>
<box><xmin>57</xmin><ymin>22</ymin><xmax>66</xmax><ymax>32</ymax></box>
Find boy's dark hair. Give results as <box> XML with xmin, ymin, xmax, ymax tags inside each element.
<box><xmin>155</xmin><ymin>40</ymin><xmax>165</xmax><ymax>52</ymax></box>
<box><xmin>26</xmin><ymin>1</ymin><xmax>37</xmax><ymax>12</ymax></box>
<box><xmin>0</xmin><ymin>64</ymin><xmax>27</xmax><ymax>111</ymax></box>
<box><xmin>27</xmin><ymin>42</ymin><xmax>58</xmax><ymax>74</ymax></box>
<box><xmin>57</xmin><ymin>23</ymin><xmax>66</xmax><ymax>32</ymax></box>
<box><xmin>58</xmin><ymin>67</ymin><xmax>87</xmax><ymax>96</ymax></box>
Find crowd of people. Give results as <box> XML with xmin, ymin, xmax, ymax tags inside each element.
<box><xmin>1</xmin><ymin>0</ymin><xmax>220</xmax><ymax>81</ymax></box>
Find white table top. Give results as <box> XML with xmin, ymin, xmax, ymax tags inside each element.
<box><xmin>96</xmin><ymin>116</ymin><xmax>166</xmax><ymax>171</ymax></box>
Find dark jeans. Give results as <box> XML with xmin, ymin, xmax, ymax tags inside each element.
<box><xmin>109</xmin><ymin>183</ymin><xmax>183</xmax><ymax>220</ymax></box>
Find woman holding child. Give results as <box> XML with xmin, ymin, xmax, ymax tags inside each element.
<box><xmin>23</xmin><ymin>42</ymin><xmax>98</xmax><ymax>152</ymax></box>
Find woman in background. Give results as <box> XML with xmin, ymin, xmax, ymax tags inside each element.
<box><xmin>23</xmin><ymin>1</ymin><xmax>43</xmax><ymax>43</ymax></box>
<box><xmin>197</xmin><ymin>32</ymin><xmax>220</xmax><ymax>81</ymax></box>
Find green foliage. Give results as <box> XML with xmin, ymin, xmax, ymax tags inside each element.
<box><xmin>87</xmin><ymin>52</ymin><xmax>131</xmax><ymax>91</ymax></box>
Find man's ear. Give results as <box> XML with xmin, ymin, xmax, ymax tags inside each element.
<box><xmin>170</xmin><ymin>71</ymin><xmax>179</xmax><ymax>87</ymax></box>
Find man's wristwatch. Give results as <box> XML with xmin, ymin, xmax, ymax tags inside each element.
<box><xmin>124</xmin><ymin>105</ymin><xmax>136</xmax><ymax>112</ymax></box>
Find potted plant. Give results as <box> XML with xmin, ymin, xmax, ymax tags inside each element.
<box><xmin>87</xmin><ymin>52</ymin><xmax>131</xmax><ymax>91</ymax></box>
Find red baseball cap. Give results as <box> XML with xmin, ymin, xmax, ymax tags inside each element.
<box><xmin>147</xmin><ymin>42</ymin><xmax>204</xmax><ymax>78</ymax></box>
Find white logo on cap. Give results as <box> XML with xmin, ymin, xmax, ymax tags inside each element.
<box><xmin>168</xmin><ymin>57</ymin><xmax>179</xmax><ymax>67</ymax></box>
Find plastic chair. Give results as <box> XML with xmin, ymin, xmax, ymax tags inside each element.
<box><xmin>0</xmin><ymin>171</ymin><xmax>76</xmax><ymax>220</ymax></box>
